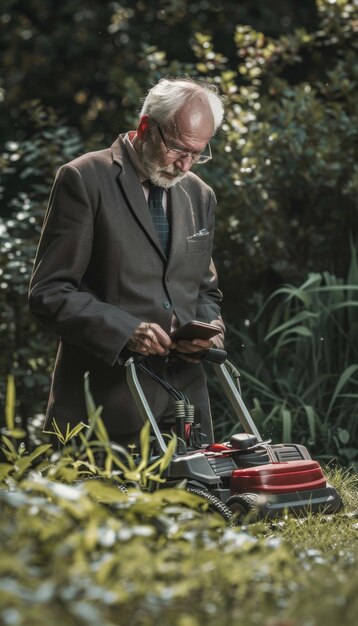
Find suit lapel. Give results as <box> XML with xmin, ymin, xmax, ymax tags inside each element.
<box><xmin>112</xmin><ymin>136</ymin><xmax>166</xmax><ymax>261</ymax></box>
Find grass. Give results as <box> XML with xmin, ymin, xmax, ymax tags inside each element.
<box><xmin>0</xmin><ymin>434</ymin><xmax>357</xmax><ymax>626</ymax></box>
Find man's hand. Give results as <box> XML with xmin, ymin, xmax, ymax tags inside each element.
<box><xmin>170</xmin><ymin>319</ymin><xmax>224</xmax><ymax>364</ymax></box>
<box><xmin>127</xmin><ymin>322</ymin><xmax>172</xmax><ymax>356</ymax></box>
<box><xmin>171</xmin><ymin>338</ymin><xmax>214</xmax><ymax>363</ymax></box>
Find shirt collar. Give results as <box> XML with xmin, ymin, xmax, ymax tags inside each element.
<box><xmin>124</xmin><ymin>131</ymin><xmax>148</xmax><ymax>184</ymax></box>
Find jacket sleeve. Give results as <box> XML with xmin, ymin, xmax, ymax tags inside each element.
<box><xmin>195</xmin><ymin>189</ymin><xmax>225</xmax><ymax>348</ymax></box>
<box><xmin>28</xmin><ymin>164</ymin><xmax>142</xmax><ymax>366</ymax></box>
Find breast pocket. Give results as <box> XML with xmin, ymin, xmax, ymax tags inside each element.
<box><xmin>186</xmin><ymin>233</ymin><xmax>210</xmax><ymax>254</ymax></box>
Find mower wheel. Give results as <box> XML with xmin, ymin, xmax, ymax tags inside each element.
<box><xmin>226</xmin><ymin>493</ymin><xmax>262</xmax><ymax>523</ymax></box>
<box><xmin>186</xmin><ymin>486</ymin><xmax>234</xmax><ymax>523</ymax></box>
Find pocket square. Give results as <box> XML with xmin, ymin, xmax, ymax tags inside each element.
<box><xmin>189</xmin><ymin>229</ymin><xmax>209</xmax><ymax>238</ymax></box>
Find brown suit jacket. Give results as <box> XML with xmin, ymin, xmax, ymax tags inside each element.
<box><xmin>28</xmin><ymin>134</ymin><xmax>224</xmax><ymax>442</ymax></box>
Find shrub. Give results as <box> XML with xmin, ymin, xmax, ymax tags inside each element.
<box><xmin>0</xmin><ymin>104</ymin><xmax>83</xmax><ymax>427</ymax></box>
<box><xmin>215</xmin><ymin>240</ymin><xmax>358</xmax><ymax>468</ymax></box>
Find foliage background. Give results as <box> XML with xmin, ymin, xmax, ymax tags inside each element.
<box><xmin>0</xmin><ymin>0</ymin><xmax>357</xmax><ymax>461</ymax></box>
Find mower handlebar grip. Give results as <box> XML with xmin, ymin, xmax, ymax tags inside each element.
<box><xmin>127</xmin><ymin>348</ymin><xmax>227</xmax><ymax>365</ymax></box>
<box><xmin>197</xmin><ymin>348</ymin><xmax>227</xmax><ymax>364</ymax></box>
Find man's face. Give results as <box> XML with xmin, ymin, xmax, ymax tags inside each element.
<box><xmin>140</xmin><ymin>131</ymin><xmax>187</xmax><ymax>189</ymax></box>
<box><xmin>139</xmin><ymin>102</ymin><xmax>214</xmax><ymax>189</ymax></box>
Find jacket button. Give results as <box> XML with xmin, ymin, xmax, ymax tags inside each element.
<box><xmin>163</xmin><ymin>300</ymin><xmax>171</xmax><ymax>309</ymax></box>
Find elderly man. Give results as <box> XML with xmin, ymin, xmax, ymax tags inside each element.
<box><xmin>29</xmin><ymin>77</ymin><xmax>225</xmax><ymax>446</ymax></box>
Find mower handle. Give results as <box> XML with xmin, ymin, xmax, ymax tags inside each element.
<box><xmin>169</xmin><ymin>347</ymin><xmax>227</xmax><ymax>364</ymax></box>
<box><xmin>129</xmin><ymin>347</ymin><xmax>227</xmax><ymax>365</ymax></box>
<box><xmin>125</xmin><ymin>345</ymin><xmax>263</xmax><ymax>453</ymax></box>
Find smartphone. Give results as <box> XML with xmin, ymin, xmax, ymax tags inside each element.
<box><xmin>170</xmin><ymin>321</ymin><xmax>221</xmax><ymax>342</ymax></box>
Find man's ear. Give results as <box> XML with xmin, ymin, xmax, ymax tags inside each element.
<box><xmin>137</xmin><ymin>115</ymin><xmax>151</xmax><ymax>140</ymax></box>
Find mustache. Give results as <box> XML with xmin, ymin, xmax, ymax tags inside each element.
<box><xmin>158</xmin><ymin>168</ymin><xmax>183</xmax><ymax>178</ymax></box>
<box><xmin>160</xmin><ymin>164</ymin><xmax>182</xmax><ymax>176</ymax></box>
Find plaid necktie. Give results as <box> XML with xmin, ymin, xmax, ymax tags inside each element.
<box><xmin>147</xmin><ymin>181</ymin><xmax>170</xmax><ymax>257</ymax></box>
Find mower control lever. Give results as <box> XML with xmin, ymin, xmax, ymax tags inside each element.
<box><xmin>194</xmin><ymin>348</ymin><xmax>227</xmax><ymax>364</ymax></box>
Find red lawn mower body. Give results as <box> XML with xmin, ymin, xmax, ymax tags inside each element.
<box><xmin>125</xmin><ymin>352</ymin><xmax>342</xmax><ymax>520</ymax></box>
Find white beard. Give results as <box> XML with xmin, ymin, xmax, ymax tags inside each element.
<box><xmin>141</xmin><ymin>141</ymin><xmax>187</xmax><ymax>189</ymax></box>
<box><xmin>147</xmin><ymin>168</ymin><xmax>186</xmax><ymax>189</ymax></box>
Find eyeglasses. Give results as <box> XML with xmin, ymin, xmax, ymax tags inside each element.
<box><xmin>155</xmin><ymin>123</ymin><xmax>212</xmax><ymax>164</ymax></box>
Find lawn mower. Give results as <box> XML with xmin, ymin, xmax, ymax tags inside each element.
<box><xmin>124</xmin><ymin>349</ymin><xmax>342</xmax><ymax>522</ymax></box>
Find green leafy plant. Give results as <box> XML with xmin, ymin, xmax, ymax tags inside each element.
<box><xmin>216</xmin><ymin>242</ymin><xmax>358</xmax><ymax>467</ymax></box>
<box><xmin>13</xmin><ymin>370</ymin><xmax>178</xmax><ymax>492</ymax></box>
<box><xmin>0</xmin><ymin>455</ymin><xmax>357</xmax><ymax>626</ymax></box>
<box><xmin>189</xmin><ymin>0</ymin><xmax>358</xmax><ymax>303</ymax></box>
<box><xmin>0</xmin><ymin>106</ymin><xmax>83</xmax><ymax>428</ymax></box>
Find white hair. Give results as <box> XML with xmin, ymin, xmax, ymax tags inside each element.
<box><xmin>140</xmin><ymin>77</ymin><xmax>225</xmax><ymax>134</ymax></box>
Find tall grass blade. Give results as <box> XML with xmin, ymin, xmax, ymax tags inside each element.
<box><xmin>327</xmin><ymin>364</ymin><xmax>358</xmax><ymax>417</ymax></box>
<box><xmin>265</xmin><ymin>313</ymin><xmax>317</xmax><ymax>342</ymax></box>
<box><xmin>282</xmin><ymin>407</ymin><xmax>292</xmax><ymax>442</ymax></box>
<box><xmin>5</xmin><ymin>375</ymin><xmax>16</xmax><ymax>430</ymax></box>
<box><xmin>303</xmin><ymin>405</ymin><xmax>317</xmax><ymax>445</ymax></box>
